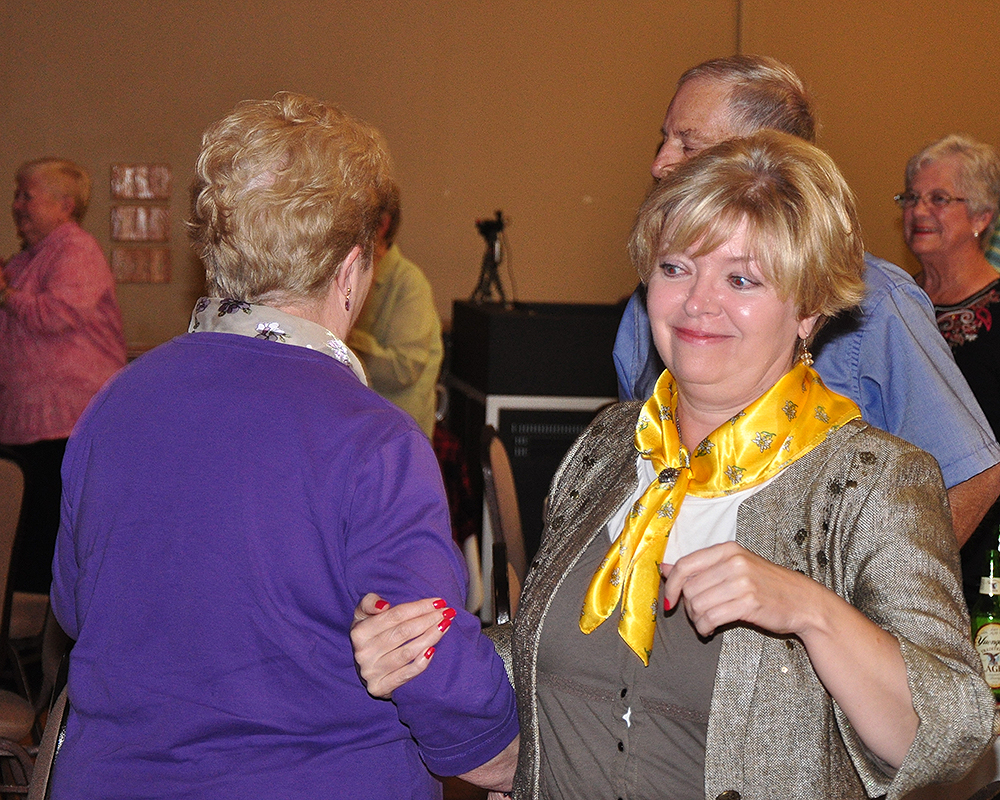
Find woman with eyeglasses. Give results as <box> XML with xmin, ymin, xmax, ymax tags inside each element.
<box><xmin>898</xmin><ymin>133</ymin><xmax>1000</xmax><ymax>607</ymax></box>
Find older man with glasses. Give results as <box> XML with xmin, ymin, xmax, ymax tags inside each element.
<box><xmin>614</xmin><ymin>54</ymin><xmax>1000</xmax><ymax>549</ymax></box>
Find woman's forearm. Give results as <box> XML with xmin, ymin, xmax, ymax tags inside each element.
<box><xmin>458</xmin><ymin>735</ymin><xmax>519</xmax><ymax>792</ymax></box>
<box><xmin>796</xmin><ymin>583</ymin><xmax>918</xmax><ymax>769</ymax></box>
<box><xmin>663</xmin><ymin>542</ymin><xmax>919</xmax><ymax>768</ymax></box>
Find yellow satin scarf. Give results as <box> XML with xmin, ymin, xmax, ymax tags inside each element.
<box><xmin>579</xmin><ymin>361</ymin><xmax>860</xmax><ymax>665</ymax></box>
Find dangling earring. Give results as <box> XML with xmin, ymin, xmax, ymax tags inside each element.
<box><xmin>799</xmin><ymin>341</ymin><xmax>813</xmax><ymax>367</ymax></box>
<box><xmin>345</xmin><ymin>286</ymin><xmax>352</xmax><ymax>311</ymax></box>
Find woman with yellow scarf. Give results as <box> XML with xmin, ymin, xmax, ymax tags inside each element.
<box><xmin>353</xmin><ymin>131</ymin><xmax>994</xmax><ymax>800</ymax></box>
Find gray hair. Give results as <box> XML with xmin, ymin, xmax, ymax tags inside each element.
<box><xmin>678</xmin><ymin>55</ymin><xmax>816</xmax><ymax>143</ymax></box>
<box><xmin>905</xmin><ymin>133</ymin><xmax>1000</xmax><ymax>248</ymax></box>
<box><xmin>188</xmin><ymin>92</ymin><xmax>393</xmax><ymax>305</ymax></box>
<box><xmin>16</xmin><ymin>158</ymin><xmax>92</xmax><ymax>221</ymax></box>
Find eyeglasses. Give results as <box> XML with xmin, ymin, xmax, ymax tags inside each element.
<box><xmin>893</xmin><ymin>191</ymin><xmax>968</xmax><ymax>210</ymax></box>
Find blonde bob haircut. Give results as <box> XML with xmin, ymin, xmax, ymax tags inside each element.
<box><xmin>905</xmin><ymin>133</ymin><xmax>1000</xmax><ymax>251</ymax></box>
<box><xmin>629</xmin><ymin>130</ymin><xmax>865</xmax><ymax>325</ymax></box>
<box><xmin>17</xmin><ymin>158</ymin><xmax>92</xmax><ymax>222</ymax></box>
<box><xmin>189</xmin><ymin>92</ymin><xmax>393</xmax><ymax>305</ymax></box>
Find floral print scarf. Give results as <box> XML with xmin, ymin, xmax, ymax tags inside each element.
<box><xmin>189</xmin><ymin>297</ymin><xmax>367</xmax><ymax>385</ymax></box>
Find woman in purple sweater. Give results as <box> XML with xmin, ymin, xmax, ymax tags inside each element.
<box><xmin>49</xmin><ymin>93</ymin><xmax>517</xmax><ymax>800</ymax></box>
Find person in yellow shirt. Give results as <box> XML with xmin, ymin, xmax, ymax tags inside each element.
<box><xmin>348</xmin><ymin>181</ymin><xmax>443</xmax><ymax>438</ymax></box>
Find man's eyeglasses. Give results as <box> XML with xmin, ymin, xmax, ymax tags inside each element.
<box><xmin>893</xmin><ymin>191</ymin><xmax>968</xmax><ymax>210</ymax></box>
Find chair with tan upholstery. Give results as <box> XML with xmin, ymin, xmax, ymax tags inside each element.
<box><xmin>481</xmin><ymin>426</ymin><xmax>527</xmax><ymax>624</ymax></box>
<box><xmin>26</xmin><ymin>684</ymin><xmax>68</xmax><ymax>800</ymax></box>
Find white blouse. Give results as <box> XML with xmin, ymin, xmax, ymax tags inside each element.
<box><xmin>605</xmin><ymin>454</ymin><xmax>776</xmax><ymax>564</ymax></box>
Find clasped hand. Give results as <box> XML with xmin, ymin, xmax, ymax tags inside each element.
<box><xmin>350</xmin><ymin>593</ymin><xmax>454</xmax><ymax>698</ymax></box>
<box><xmin>662</xmin><ymin>541</ymin><xmax>820</xmax><ymax>639</ymax></box>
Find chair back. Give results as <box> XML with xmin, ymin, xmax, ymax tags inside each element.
<box><xmin>35</xmin><ymin>607</ymin><xmax>71</xmax><ymax>717</ymax></box>
<box><xmin>481</xmin><ymin>426</ymin><xmax>527</xmax><ymax>622</ymax></box>
<box><xmin>26</xmin><ymin>685</ymin><xmax>68</xmax><ymax>800</ymax></box>
<box><xmin>0</xmin><ymin>452</ymin><xmax>25</xmax><ymax>649</ymax></box>
<box><xmin>968</xmin><ymin>781</ymin><xmax>1000</xmax><ymax>800</ymax></box>
<box><xmin>461</xmin><ymin>534</ymin><xmax>484</xmax><ymax>614</ymax></box>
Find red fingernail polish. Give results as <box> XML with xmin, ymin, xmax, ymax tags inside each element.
<box><xmin>432</xmin><ymin>599</ymin><xmax>447</xmax><ymax>609</ymax></box>
<box><xmin>663</xmin><ymin>597</ymin><xmax>671</xmax><ymax>613</ymax></box>
<box><xmin>442</xmin><ymin>607</ymin><xmax>457</xmax><ymax>619</ymax></box>
<box><xmin>438</xmin><ymin>618</ymin><xmax>452</xmax><ymax>633</ymax></box>
<box><xmin>424</xmin><ymin>646</ymin><xmax>435</xmax><ymax>659</ymax></box>
<box><xmin>375</xmin><ymin>599</ymin><xmax>389</xmax><ymax>610</ymax></box>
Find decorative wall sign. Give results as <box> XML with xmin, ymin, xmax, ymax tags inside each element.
<box><xmin>111</xmin><ymin>206</ymin><xmax>171</xmax><ymax>242</ymax></box>
<box><xmin>110</xmin><ymin>164</ymin><xmax>172</xmax><ymax>200</ymax></box>
<box><xmin>111</xmin><ymin>247</ymin><xmax>172</xmax><ymax>283</ymax></box>
<box><xmin>110</xmin><ymin>163</ymin><xmax>173</xmax><ymax>283</ymax></box>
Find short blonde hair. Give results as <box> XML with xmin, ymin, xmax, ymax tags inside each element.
<box><xmin>17</xmin><ymin>158</ymin><xmax>92</xmax><ymax>222</ymax></box>
<box><xmin>905</xmin><ymin>133</ymin><xmax>1000</xmax><ymax>251</ymax></box>
<box><xmin>188</xmin><ymin>92</ymin><xmax>393</xmax><ymax>305</ymax></box>
<box><xmin>629</xmin><ymin>130</ymin><xmax>865</xmax><ymax>322</ymax></box>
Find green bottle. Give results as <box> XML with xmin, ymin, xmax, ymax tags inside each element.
<box><xmin>972</xmin><ymin>546</ymin><xmax>1000</xmax><ymax>701</ymax></box>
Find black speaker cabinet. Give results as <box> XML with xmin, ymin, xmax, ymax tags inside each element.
<box><xmin>450</xmin><ymin>300</ymin><xmax>621</xmax><ymax>397</ymax></box>
<box><xmin>447</xmin><ymin>300</ymin><xmax>623</xmax><ymax>618</ymax></box>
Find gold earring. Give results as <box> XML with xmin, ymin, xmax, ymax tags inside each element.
<box><xmin>799</xmin><ymin>343</ymin><xmax>813</xmax><ymax>367</ymax></box>
<box><xmin>345</xmin><ymin>286</ymin><xmax>352</xmax><ymax>311</ymax></box>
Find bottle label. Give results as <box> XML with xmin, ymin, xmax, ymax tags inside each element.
<box><xmin>981</xmin><ymin>577</ymin><xmax>1000</xmax><ymax>595</ymax></box>
<box><xmin>974</xmin><ymin>622</ymin><xmax>1000</xmax><ymax>689</ymax></box>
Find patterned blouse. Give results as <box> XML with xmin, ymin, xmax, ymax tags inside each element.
<box><xmin>933</xmin><ymin>279</ymin><xmax>1000</xmax><ymax>439</ymax></box>
<box><xmin>935</xmin><ymin>279</ymin><xmax>1000</xmax><ymax>350</ymax></box>
<box><xmin>934</xmin><ymin>279</ymin><xmax>1000</xmax><ymax>609</ymax></box>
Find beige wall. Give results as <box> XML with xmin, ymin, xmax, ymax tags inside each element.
<box><xmin>743</xmin><ymin>0</ymin><xmax>1000</xmax><ymax>275</ymax></box>
<box><xmin>1</xmin><ymin>0</ymin><xmax>736</xmax><ymax>349</ymax></box>
<box><xmin>3</xmin><ymin>1</ymin><xmax>996</xmax><ymax>351</ymax></box>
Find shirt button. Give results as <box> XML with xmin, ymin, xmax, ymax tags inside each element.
<box><xmin>716</xmin><ymin>791</ymin><xmax>742</xmax><ymax>800</ymax></box>
<box><xmin>617</xmin><ymin>740</ymin><xmax>624</xmax><ymax>752</ymax></box>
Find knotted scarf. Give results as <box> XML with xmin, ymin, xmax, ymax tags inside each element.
<box><xmin>579</xmin><ymin>361</ymin><xmax>860</xmax><ymax>664</ymax></box>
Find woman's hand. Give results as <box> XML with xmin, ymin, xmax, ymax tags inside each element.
<box><xmin>661</xmin><ymin>542</ymin><xmax>918</xmax><ymax>769</ymax></box>
<box><xmin>661</xmin><ymin>541</ymin><xmax>817</xmax><ymax>637</ymax></box>
<box><xmin>351</xmin><ymin>593</ymin><xmax>455</xmax><ymax>699</ymax></box>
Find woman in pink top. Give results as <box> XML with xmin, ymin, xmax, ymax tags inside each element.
<box><xmin>0</xmin><ymin>158</ymin><xmax>126</xmax><ymax>591</ymax></box>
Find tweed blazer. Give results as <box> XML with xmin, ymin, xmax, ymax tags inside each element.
<box><xmin>508</xmin><ymin>401</ymin><xmax>995</xmax><ymax>800</ymax></box>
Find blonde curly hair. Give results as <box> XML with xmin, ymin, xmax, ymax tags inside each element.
<box><xmin>189</xmin><ymin>92</ymin><xmax>393</xmax><ymax>305</ymax></box>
